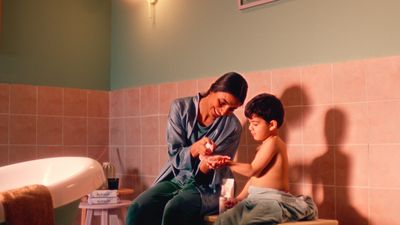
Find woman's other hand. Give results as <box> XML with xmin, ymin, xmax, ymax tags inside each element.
<box><xmin>190</xmin><ymin>137</ymin><xmax>215</xmax><ymax>158</ymax></box>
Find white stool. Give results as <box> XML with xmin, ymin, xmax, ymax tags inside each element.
<box><xmin>79</xmin><ymin>200</ymin><xmax>131</xmax><ymax>225</ymax></box>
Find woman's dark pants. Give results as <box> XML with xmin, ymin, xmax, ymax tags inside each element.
<box><xmin>125</xmin><ymin>181</ymin><xmax>203</xmax><ymax>225</ymax></box>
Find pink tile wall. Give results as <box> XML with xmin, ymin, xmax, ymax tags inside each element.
<box><xmin>3</xmin><ymin>55</ymin><xmax>398</xmax><ymax>225</ymax></box>
<box><xmin>0</xmin><ymin>84</ymin><xmax>109</xmax><ymax>165</ymax></box>
<box><xmin>110</xmin><ymin>55</ymin><xmax>400</xmax><ymax>225</ymax></box>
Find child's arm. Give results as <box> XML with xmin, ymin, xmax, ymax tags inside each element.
<box><xmin>235</xmin><ymin>179</ymin><xmax>250</xmax><ymax>201</ymax></box>
<box><xmin>228</xmin><ymin>138</ymin><xmax>278</xmax><ymax>177</ymax></box>
<box><xmin>225</xmin><ymin>179</ymin><xmax>250</xmax><ymax>209</ymax></box>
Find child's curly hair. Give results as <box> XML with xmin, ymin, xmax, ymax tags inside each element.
<box><xmin>245</xmin><ymin>93</ymin><xmax>285</xmax><ymax>128</ymax></box>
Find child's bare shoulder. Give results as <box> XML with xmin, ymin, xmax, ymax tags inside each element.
<box><xmin>254</xmin><ymin>136</ymin><xmax>277</xmax><ymax>156</ymax></box>
<box><xmin>257</xmin><ymin>135</ymin><xmax>285</xmax><ymax>154</ymax></box>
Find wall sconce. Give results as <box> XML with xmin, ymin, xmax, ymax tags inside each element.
<box><xmin>147</xmin><ymin>0</ymin><xmax>157</xmax><ymax>20</ymax></box>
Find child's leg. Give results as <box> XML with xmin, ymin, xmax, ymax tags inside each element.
<box><xmin>240</xmin><ymin>199</ymin><xmax>283</xmax><ymax>225</ymax></box>
<box><xmin>214</xmin><ymin>200</ymin><xmax>247</xmax><ymax>225</ymax></box>
<box><xmin>125</xmin><ymin>181</ymin><xmax>180</xmax><ymax>225</ymax></box>
<box><xmin>215</xmin><ymin>199</ymin><xmax>284</xmax><ymax>225</ymax></box>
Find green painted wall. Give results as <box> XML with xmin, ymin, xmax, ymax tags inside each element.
<box><xmin>2</xmin><ymin>0</ymin><xmax>399</xmax><ymax>90</ymax></box>
<box><xmin>111</xmin><ymin>0</ymin><xmax>400</xmax><ymax>89</ymax></box>
<box><xmin>0</xmin><ymin>0</ymin><xmax>111</xmax><ymax>90</ymax></box>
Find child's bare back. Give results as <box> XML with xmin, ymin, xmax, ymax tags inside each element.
<box><xmin>249</xmin><ymin>134</ymin><xmax>289</xmax><ymax>192</ymax></box>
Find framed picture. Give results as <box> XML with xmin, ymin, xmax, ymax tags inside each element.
<box><xmin>238</xmin><ymin>0</ymin><xmax>277</xmax><ymax>10</ymax></box>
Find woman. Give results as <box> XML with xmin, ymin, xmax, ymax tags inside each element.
<box><xmin>126</xmin><ymin>72</ymin><xmax>248</xmax><ymax>225</ymax></box>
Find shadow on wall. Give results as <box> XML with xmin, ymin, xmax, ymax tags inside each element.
<box><xmin>279</xmin><ymin>84</ymin><xmax>309</xmax><ymax>145</ymax></box>
<box><xmin>310</xmin><ymin>109</ymin><xmax>368</xmax><ymax>224</ymax></box>
<box><xmin>278</xmin><ymin>85</ymin><xmax>368</xmax><ymax>224</ymax></box>
<box><xmin>279</xmin><ymin>85</ymin><xmax>309</xmax><ymax>196</ymax></box>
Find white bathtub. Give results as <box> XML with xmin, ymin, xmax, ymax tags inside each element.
<box><xmin>0</xmin><ymin>157</ymin><xmax>106</xmax><ymax>225</ymax></box>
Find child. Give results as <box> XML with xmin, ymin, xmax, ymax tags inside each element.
<box><xmin>208</xmin><ymin>93</ymin><xmax>318</xmax><ymax>225</ymax></box>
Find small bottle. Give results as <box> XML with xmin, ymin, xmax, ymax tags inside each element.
<box><xmin>219</xmin><ymin>196</ymin><xmax>227</xmax><ymax>214</ymax></box>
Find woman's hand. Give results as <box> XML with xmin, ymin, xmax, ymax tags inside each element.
<box><xmin>190</xmin><ymin>137</ymin><xmax>215</xmax><ymax>158</ymax></box>
<box><xmin>204</xmin><ymin>155</ymin><xmax>231</xmax><ymax>169</ymax></box>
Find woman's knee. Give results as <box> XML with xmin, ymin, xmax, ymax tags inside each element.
<box><xmin>125</xmin><ymin>202</ymin><xmax>141</xmax><ymax>224</ymax></box>
<box><xmin>126</xmin><ymin>201</ymin><xmax>165</xmax><ymax>225</ymax></box>
<box><xmin>162</xmin><ymin>195</ymin><xmax>202</xmax><ymax>225</ymax></box>
<box><xmin>162</xmin><ymin>199</ymin><xmax>182</xmax><ymax>219</ymax></box>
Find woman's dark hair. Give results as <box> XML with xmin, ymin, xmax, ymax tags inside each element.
<box><xmin>206</xmin><ymin>72</ymin><xmax>248</xmax><ymax>104</ymax></box>
<box><xmin>245</xmin><ymin>93</ymin><xmax>285</xmax><ymax>128</ymax></box>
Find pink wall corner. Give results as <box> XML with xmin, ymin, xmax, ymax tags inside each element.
<box><xmin>88</xmin><ymin>90</ymin><xmax>109</xmax><ymax>117</ymax></box>
<box><xmin>110</xmin><ymin>118</ymin><xmax>125</xmax><ymax>146</ymax></box>
<box><xmin>110</xmin><ymin>89</ymin><xmax>125</xmax><ymax>117</ymax></box>
<box><xmin>109</xmin><ymin>147</ymin><xmax>126</xmax><ymax>175</ymax></box>
<box><xmin>88</xmin><ymin>146</ymin><xmax>109</xmax><ymax>163</ymax></box>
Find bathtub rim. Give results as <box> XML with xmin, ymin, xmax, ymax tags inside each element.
<box><xmin>0</xmin><ymin>156</ymin><xmax>106</xmax><ymax>223</ymax></box>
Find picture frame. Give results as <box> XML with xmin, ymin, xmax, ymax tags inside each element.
<box><xmin>237</xmin><ymin>0</ymin><xmax>277</xmax><ymax>10</ymax></box>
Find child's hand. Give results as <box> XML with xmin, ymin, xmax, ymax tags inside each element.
<box><xmin>225</xmin><ymin>198</ymin><xmax>238</xmax><ymax>209</ymax></box>
<box><xmin>204</xmin><ymin>155</ymin><xmax>231</xmax><ymax>169</ymax></box>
